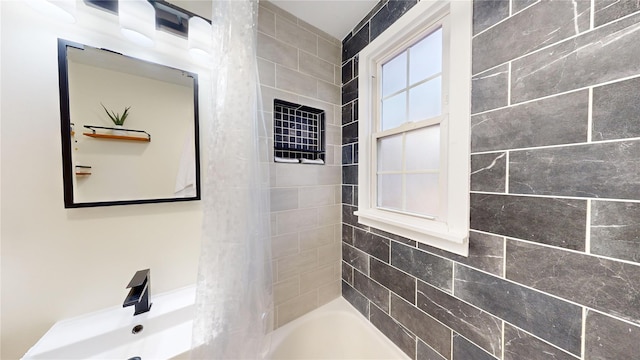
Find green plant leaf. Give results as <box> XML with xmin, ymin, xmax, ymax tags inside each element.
<box><xmin>101</xmin><ymin>103</ymin><xmax>131</xmax><ymax>126</ymax></box>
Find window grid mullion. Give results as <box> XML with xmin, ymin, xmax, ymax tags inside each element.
<box><xmin>380</xmin><ymin>71</ymin><xmax>442</xmax><ymax>102</ymax></box>
<box><xmin>377</xmin><ymin>169</ymin><xmax>440</xmax><ymax>175</ymax></box>
<box><xmin>401</xmin><ymin>48</ymin><xmax>411</xmax><ymax>213</ymax></box>
<box><xmin>401</xmin><ymin>132</ymin><xmax>407</xmax><ymax>212</ymax></box>
<box><xmin>373</xmin><ymin>115</ymin><xmax>445</xmax><ymax>139</ymax></box>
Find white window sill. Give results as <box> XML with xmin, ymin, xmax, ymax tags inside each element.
<box><xmin>355</xmin><ymin>208</ymin><xmax>469</xmax><ymax>256</ymax></box>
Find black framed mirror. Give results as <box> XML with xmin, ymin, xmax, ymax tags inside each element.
<box><xmin>58</xmin><ymin>39</ymin><xmax>201</xmax><ymax>208</ymax></box>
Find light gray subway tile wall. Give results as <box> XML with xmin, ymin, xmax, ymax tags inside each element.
<box><xmin>341</xmin><ymin>0</ymin><xmax>640</xmax><ymax>359</ymax></box>
<box><xmin>258</xmin><ymin>1</ymin><xmax>342</xmax><ymax>328</ymax></box>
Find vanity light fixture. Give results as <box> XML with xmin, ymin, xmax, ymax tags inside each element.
<box><xmin>119</xmin><ymin>0</ymin><xmax>156</xmax><ymax>47</ymax></box>
<box><xmin>188</xmin><ymin>16</ymin><xmax>212</xmax><ymax>58</ymax></box>
<box><xmin>26</xmin><ymin>0</ymin><xmax>77</xmax><ymax>23</ymax></box>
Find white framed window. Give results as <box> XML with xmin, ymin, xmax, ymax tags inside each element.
<box><xmin>356</xmin><ymin>0</ymin><xmax>472</xmax><ymax>256</ymax></box>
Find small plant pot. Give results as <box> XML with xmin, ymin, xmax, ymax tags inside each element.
<box><xmin>112</xmin><ymin>125</ymin><xmax>127</xmax><ymax>136</ymax></box>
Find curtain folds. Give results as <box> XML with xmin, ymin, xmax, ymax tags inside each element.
<box><xmin>191</xmin><ymin>1</ymin><xmax>273</xmax><ymax>358</ymax></box>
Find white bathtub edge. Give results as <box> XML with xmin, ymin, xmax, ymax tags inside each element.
<box><xmin>268</xmin><ymin>296</ymin><xmax>410</xmax><ymax>360</ymax></box>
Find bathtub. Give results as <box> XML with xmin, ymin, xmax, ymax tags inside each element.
<box><xmin>23</xmin><ymin>286</ymin><xmax>407</xmax><ymax>360</ymax></box>
<box><xmin>269</xmin><ymin>297</ymin><xmax>409</xmax><ymax>360</ymax></box>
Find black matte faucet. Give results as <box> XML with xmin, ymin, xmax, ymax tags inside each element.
<box><xmin>123</xmin><ymin>269</ymin><xmax>152</xmax><ymax>315</ymax></box>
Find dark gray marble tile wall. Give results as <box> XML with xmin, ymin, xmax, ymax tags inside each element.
<box><xmin>417</xmin><ymin>340</ymin><xmax>447</xmax><ymax>360</ymax></box>
<box><xmin>391</xmin><ymin>241</ymin><xmax>452</xmax><ymax>292</ymax></box>
<box><xmin>590</xmin><ymin>200</ymin><xmax>640</xmax><ymax>263</ymax></box>
<box><xmin>592</xmin><ymin>76</ymin><xmax>640</xmax><ymax>141</ymax></box>
<box><xmin>470</xmin><ymin>64</ymin><xmax>509</xmax><ymax>114</ymax></box>
<box><xmin>353</xmin><ymin>269</ymin><xmax>389</xmax><ymax>312</ymax></box>
<box><xmin>391</xmin><ymin>293</ymin><xmax>452</xmax><ymax>359</ymax></box>
<box><xmin>511</xmin><ymin>12</ymin><xmax>640</xmax><ymax>103</ymax></box>
<box><xmin>503</xmin><ymin>323</ymin><xmax>579</xmax><ymax>360</ymax></box>
<box><xmin>470</xmin><ymin>194</ymin><xmax>587</xmax><ymax>250</ymax></box>
<box><xmin>585</xmin><ymin>310</ymin><xmax>640</xmax><ymax>359</ymax></box>
<box><xmin>370</xmin><ymin>303</ymin><xmax>417</xmax><ymax>357</ymax></box>
<box><xmin>470</xmin><ymin>152</ymin><xmax>506</xmax><ymax>192</ymax></box>
<box><xmin>455</xmin><ymin>265</ymin><xmax>583</xmax><ymax>356</ymax></box>
<box><xmin>594</xmin><ymin>0</ymin><xmax>640</xmax><ymax>28</ymax></box>
<box><xmin>340</xmin><ymin>0</ymin><xmax>640</xmax><ymax>359</ymax></box>
<box><xmin>416</xmin><ymin>280</ymin><xmax>502</xmax><ymax>357</ymax></box>
<box><xmin>472</xmin><ymin>0</ymin><xmax>591</xmax><ymax>74</ymax></box>
<box><xmin>470</xmin><ymin>90</ymin><xmax>589</xmax><ymax>152</ymax></box>
<box><xmin>453</xmin><ymin>335</ymin><xmax>498</xmax><ymax>360</ymax></box>
<box><xmin>472</xmin><ymin>0</ymin><xmax>509</xmax><ymax>35</ymax></box>
<box><xmin>418</xmin><ymin>231</ymin><xmax>504</xmax><ymax>276</ymax></box>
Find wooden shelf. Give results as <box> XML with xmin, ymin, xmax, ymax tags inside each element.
<box><xmin>83</xmin><ymin>132</ymin><xmax>150</xmax><ymax>142</ymax></box>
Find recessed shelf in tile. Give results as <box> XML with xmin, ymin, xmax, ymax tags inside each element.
<box><xmin>274</xmin><ymin>99</ymin><xmax>325</xmax><ymax>164</ymax></box>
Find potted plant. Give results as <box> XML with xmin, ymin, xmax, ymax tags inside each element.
<box><xmin>101</xmin><ymin>103</ymin><xmax>131</xmax><ymax>135</ymax></box>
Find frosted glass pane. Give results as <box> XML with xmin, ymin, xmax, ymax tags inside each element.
<box><xmin>405</xmin><ymin>125</ymin><xmax>440</xmax><ymax>171</ymax></box>
<box><xmin>377</xmin><ymin>134</ymin><xmax>403</xmax><ymax>172</ymax></box>
<box><xmin>410</xmin><ymin>28</ymin><xmax>442</xmax><ymax>85</ymax></box>
<box><xmin>381</xmin><ymin>92</ymin><xmax>407</xmax><ymax>131</ymax></box>
<box><xmin>377</xmin><ymin>174</ymin><xmax>402</xmax><ymax>211</ymax></box>
<box><xmin>405</xmin><ymin>174</ymin><xmax>439</xmax><ymax>216</ymax></box>
<box><xmin>382</xmin><ymin>52</ymin><xmax>407</xmax><ymax>97</ymax></box>
<box><xmin>409</xmin><ymin>76</ymin><xmax>441</xmax><ymax>122</ymax></box>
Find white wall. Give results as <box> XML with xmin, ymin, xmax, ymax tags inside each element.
<box><xmin>0</xmin><ymin>2</ymin><xmax>210</xmax><ymax>358</ymax></box>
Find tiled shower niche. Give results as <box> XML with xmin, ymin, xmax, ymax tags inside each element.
<box><xmin>274</xmin><ymin>99</ymin><xmax>325</xmax><ymax>163</ymax></box>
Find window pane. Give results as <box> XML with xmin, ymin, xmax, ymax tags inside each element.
<box><xmin>409</xmin><ymin>76</ymin><xmax>441</xmax><ymax>122</ymax></box>
<box><xmin>382</xmin><ymin>52</ymin><xmax>407</xmax><ymax>97</ymax></box>
<box><xmin>381</xmin><ymin>92</ymin><xmax>407</xmax><ymax>130</ymax></box>
<box><xmin>377</xmin><ymin>174</ymin><xmax>402</xmax><ymax>211</ymax></box>
<box><xmin>405</xmin><ymin>125</ymin><xmax>440</xmax><ymax>171</ymax></box>
<box><xmin>410</xmin><ymin>28</ymin><xmax>442</xmax><ymax>85</ymax></box>
<box><xmin>405</xmin><ymin>173</ymin><xmax>439</xmax><ymax>216</ymax></box>
<box><xmin>377</xmin><ymin>134</ymin><xmax>403</xmax><ymax>172</ymax></box>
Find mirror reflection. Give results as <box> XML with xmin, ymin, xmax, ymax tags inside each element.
<box><xmin>58</xmin><ymin>39</ymin><xmax>201</xmax><ymax>208</ymax></box>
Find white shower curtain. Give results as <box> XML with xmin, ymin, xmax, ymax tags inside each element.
<box><xmin>191</xmin><ymin>0</ymin><xmax>273</xmax><ymax>358</ymax></box>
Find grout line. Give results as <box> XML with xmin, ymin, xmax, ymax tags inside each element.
<box><xmin>509</xmin><ymin>0</ymin><xmax>513</xmax><ymax>16</ymax></box>
<box><xmin>505</xmin><ymin>151</ymin><xmax>509</xmax><ymax>194</ymax></box>
<box><xmin>587</xmin><ymin>87</ymin><xmax>593</xmax><ymax>142</ymax></box>
<box><xmin>507</xmin><ymin>62</ymin><xmax>512</xmax><ymax>106</ymax></box>
<box><xmin>470</xmin><ymin>135</ymin><xmax>640</xmax><ymax>156</ymax></box>
<box><xmin>581</xmin><ymin>307</ymin><xmax>587</xmax><ymax>359</ymax></box>
<box><xmin>590</xmin><ymin>0</ymin><xmax>595</xmax><ymax>30</ymax></box>
<box><xmin>585</xmin><ymin>199</ymin><xmax>592</xmax><ymax>254</ymax></box>
<box><xmin>501</xmin><ymin>320</ymin><xmax>506</xmax><ymax>360</ymax></box>
<box><xmin>451</xmin><ymin>263</ymin><xmax>456</xmax><ymax>294</ymax></box>
<box><xmin>503</xmin><ymin>237</ymin><xmax>507</xmax><ymax>279</ymax></box>
<box><xmin>470</xmin><ymin>190</ymin><xmax>640</xmax><ymax>205</ymax></box>
<box><xmin>450</xmin><ymin>332</ymin><xmax>454</xmax><ymax>360</ymax></box>
<box><xmin>472</xmin><ymin>73</ymin><xmax>640</xmax><ymax>113</ymax></box>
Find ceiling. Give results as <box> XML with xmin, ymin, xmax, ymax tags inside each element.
<box><xmin>167</xmin><ymin>0</ymin><xmax>377</xmax><ymax>41</ymax></box>
<box><xmin>270</xmin><ymin>0</ymin><xmax>377</xmax><ymax>40</ymax></box>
